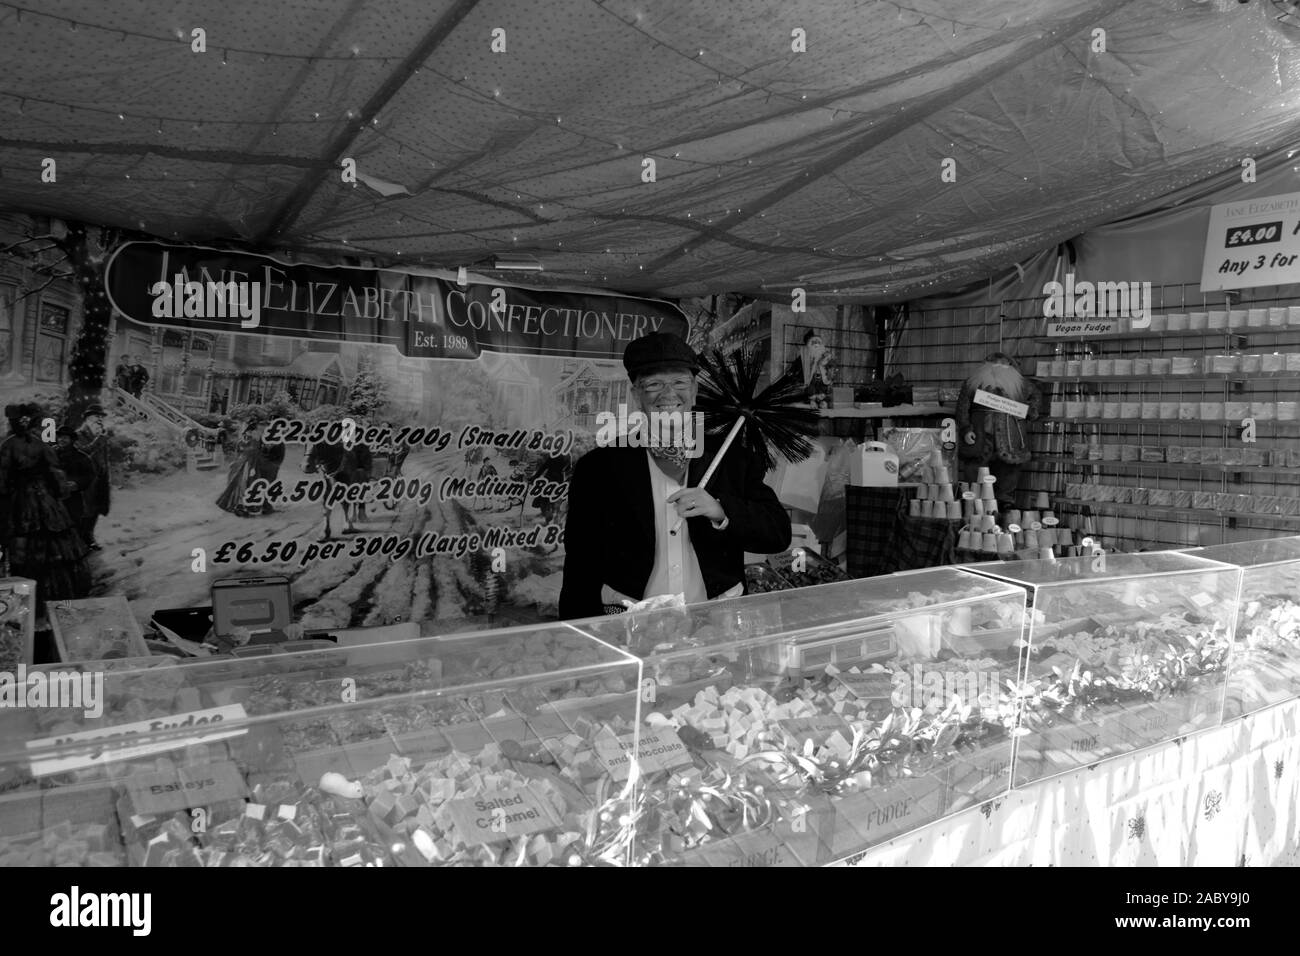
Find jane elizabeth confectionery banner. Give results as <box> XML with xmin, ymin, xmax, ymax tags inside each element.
<box><xmin>0</xmin><ymin>228</ymin><xmax>688</xmax><ymax>631</ymax></box>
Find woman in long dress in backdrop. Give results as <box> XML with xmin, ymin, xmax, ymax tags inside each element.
<box><xmin>215</xmin><ymin>418</ymin><xmax>267</xmax><ymax>517</ymax></box>
<box><xmin>0</xmin><ymin>403</ymin><xmax>92</xmax><ymax>608</ymax></box>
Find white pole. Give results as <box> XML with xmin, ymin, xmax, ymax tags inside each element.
<box><xmin>671</xmin><ymin>416</ymin><xmax>744</xmax><ymax>533</ymax></box>
<box><xmin>696</xmin><ymin>416</ymin><xmax>744</xmax><ymax>490</ymax></box>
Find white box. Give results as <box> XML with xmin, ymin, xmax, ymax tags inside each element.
<box><xmin>849</xmin><ymin>441</ymin><xmax>899</xmax><ymax>487</ymax></box>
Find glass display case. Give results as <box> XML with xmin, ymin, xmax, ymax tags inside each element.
<box><xmin>0</xmin><ymin>626</ymin><xmax>642</xmax><ymax>867</ymax></box>
<box><xmin>569</xmin><ymin>567</ymin><xmax>1028</xmax><ymax>866</ymax></box>
<box><xmin>1191</xmin><ymin>535</ymin><xmax>1300</xmax><ymax>719</ymax></box>
<box><xmin>966</xmin><ymin>552</ymin><xmax>1240</xmax><ymax>786</ymax></box>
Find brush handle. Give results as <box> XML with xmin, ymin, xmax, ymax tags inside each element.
<box><xmin>670</xmin><ymin>417</ymin><xmax>744</xmax><ymax>533</ymax></box>
<box><xmin>696</xmin><ymin>417</ymin><xmax>745</xmax><ymax>490</ymax></box>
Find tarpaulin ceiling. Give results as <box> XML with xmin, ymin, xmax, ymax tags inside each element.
<box><xmin>3</xmin><ymin>0</ymin><xmax>1300</xmax><ymax>304</ymax></box>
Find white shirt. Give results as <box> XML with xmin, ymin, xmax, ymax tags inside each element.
<box><xmin>642</xmin><ymin>451</ymin><xmax>742</xmax><ymax>604</ymax></box>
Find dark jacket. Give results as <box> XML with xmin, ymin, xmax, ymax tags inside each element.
<box><xmin>76</xmin><ymin>427</ymin><xmax>111</xmax><ymax>515</ymax></box>
<box><xmin>558</xmin><ymin>434</ymin><xmax>790</xmax><ymax>620</ymax></box>
<box><xmin>55</xmin><ymin>445</ymin><xmax>96</xmax><ymax>522</ymax></box>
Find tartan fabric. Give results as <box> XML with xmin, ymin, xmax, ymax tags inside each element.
<box><xmin>846</xmin><ymin>486</ymin><xmax>960</xmax><ymax>576</ymax></box>
<box><xmin>845</xmin><ymin>486</ymin><xmax>908</xmax><ymax>577</ymax></box>
<box><xmin>885</xmin><ymin>515</ymin><xmax>959</xmax><ymax>573</ymax></box>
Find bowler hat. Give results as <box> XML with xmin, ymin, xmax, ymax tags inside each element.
<box><xmin>622</xmin><ymin>332</ymin><xmax>699</xmax><ymax>379</ymax></box>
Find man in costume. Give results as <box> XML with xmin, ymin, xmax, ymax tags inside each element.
<box><xmin>75</xmin><ymin>403</ymin><xmax>112</xmax><ymax>550</ymax></box>
<box><xmin>559</xmin><ymin>332</ymin><xmax>790</xmax><ymax>619</ymax></box>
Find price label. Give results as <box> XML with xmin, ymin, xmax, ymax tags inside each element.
<box><xmin>779</xmin><ymin>715</ymin><xmax>852</xmax><ymax>749</ymax></box>
<box><xmin>674</xmin><ymin>830</ymin><xmax>798</xmax><ymax>867</ymax></box>
<box><xmin>447</xmin><ymin>786</ymin><xmax>560</xmax><ymax>846</ymax></box>
<box><xmin>1007</xmin><ymin>524</ymin><xmax>1022</xmax><ymax>533</ymax></box>
<box><xmin>1030</xmin><ymin>522</ymin><xmax>1043</xmax><ymax>531</ymax></box>
<box><xmin>594</xmin><ymin>727</ymin><xmax>692</xmax><ymax>781</ymax></box>
<box><xmin>1224</xmin><ymin>221</ymin><xmax>1283</xmax><ymax>248</ymax></box>
<box><xmin>125</xmin><ymin>760</ymin><xmax>248</xmax><ymax>815</ymax></box>
<box><xmin>835</xmin><ymin>672</ymin><xmax>897</xmax><ymax>701</ymax></box>
<box><xmin>961</xmin><ymin>491</ymin><xmax>976</xmax><ymax>500</ymax></box>
<box><xmin>1042</xmin><ymin>517</ymin><xmax>1060</xmax><ymax>527</ymax></box>
<box><xmin>982</xmin><ymin>475</ymin><xmax>997</xmax><ymax>484</ymax></box>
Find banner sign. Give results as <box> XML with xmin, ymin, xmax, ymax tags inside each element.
<box><xmin>1200</xmin><ymin>191</ymin><xmax>1300</xmax><ymax>291</ymax></box>
<box><xmin>0</xmin><ymin>219</ymin><xmax>692</xmax><ymax>637</ymax></box>
<box><xmin>973</xmin><ymin>389</ymin><xmax>1029</xmax><ymax>419</ymax></box>
<box><xmin>104</xmin><ymin>242</ymin><xmax>689</xmax><ymax>361</ymax></box>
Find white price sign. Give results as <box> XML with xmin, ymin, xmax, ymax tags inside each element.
<box><xmin>973</xmin><ymin>389</ymin><xmax>1029</xmax><ymax>420</ymax></box>
<box><xmin>1201</xmin><ymin>191</ymin><xmax>1300</xmax><ymax>291</ymax></box>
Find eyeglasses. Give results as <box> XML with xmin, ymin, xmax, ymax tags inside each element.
<box><xmin>637</xmin><ymin>377</ymin><xmax>694</xmax><ymax>395</ymax></box>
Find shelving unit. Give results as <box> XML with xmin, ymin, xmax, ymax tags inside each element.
<box><xmin>1031</xmin><ymin>328</ymin><xmax>1298</xmax><ymax>345</ymax></box>
<box><xmin>1002</xmin><ymin>292</ymin><xmax>1300</xmax><ymax>551</ymax></box>
<box><xmin>1039</xmin><ymin>417</ymin><xmax>1300</xmax><ymax>430</ymax></box>
<box><xmin>817</xmin><ymin>403</ymin><xmax>951</xmax><ymax>419</ymax></box>
<box><xmin>1039</xmin><ymin>374</ymin><xmax>1300</xmax><ymax>386</ymax></box>
<box><xmin>1055</xmin><ymin>498</ymin><xmax>1300</xmax><ymax>529</ymax></box>
<box><xmin>1037</xmin><ymin>454</ymin><xmax>1300</xmax><ymax>480</ymax></box>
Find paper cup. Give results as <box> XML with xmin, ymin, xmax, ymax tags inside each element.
<box><xmin>909</xmin><ymin>498</ymin><xmax>922</xmax><ymax>517</ymax></box>
<box><xmin>1006</xmin><ymin>510</ymin><xmax>1022</xmax><ymax>527</ymax></box>
<box><xmin>1024</xmin><ymin>529</ymin><xmax>1039</xmax><ymax>549</ymax></box>
<box><xmin>982</xmin><ymin>533</ymin><xmax>999</xmax><ymax>552</ymax></box>
<box><xmin>1036</xmin><ymin>492</ymin><xmax>1050</xmax><ymax>510</ymax></box>
<box><xmin>1024</xmin><ymin>510</ymin><xmax>1041</xmax><ymax>525</ymax></box>
<box><xmin>958</xmin><ymin>529</ymin><xmax>974</xmax><ymax>550</ymax></box>
<box><xmin>939</xmin><ymin>484</ymin><xmax>955</xmax><ymax>502</ymax></box>
<box><xmin>997</xmin><ymin>533</ymin><xmax>1015</xmax><ymax>555</ymax></box>
<box><xmin>946</xmin><ymin>501</ymin><xmax>962</xmax><ymax>520</ymax></box>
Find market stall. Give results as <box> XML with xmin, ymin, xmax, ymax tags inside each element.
<box><xmin>2</xmin><ymin>1</ymin><xmax>1300</xmax><ymax>875</ymax></box>
<box><xmin>2</xmin><ymin>536</ymin><xmax>1297</xmax><ymax>866</ymax></box>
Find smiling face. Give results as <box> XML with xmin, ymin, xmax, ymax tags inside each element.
<box><xmin>631</xmin><ymin>365</ymin><xmax>698</xmax><ymax>418</ymax></box>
